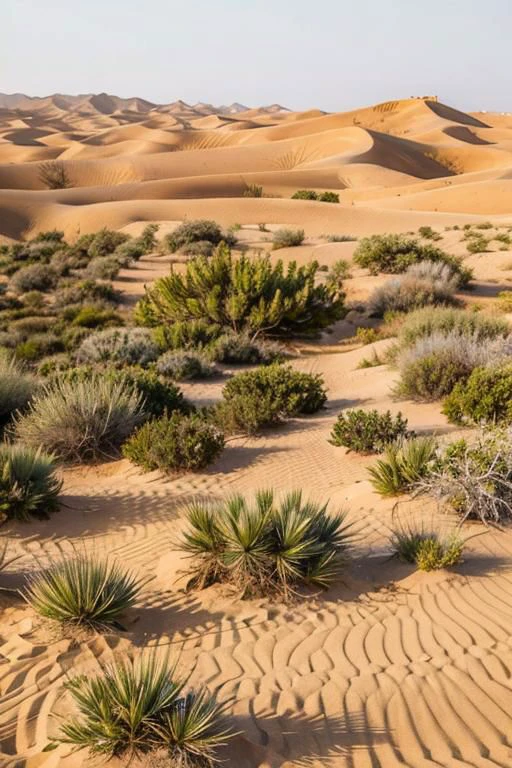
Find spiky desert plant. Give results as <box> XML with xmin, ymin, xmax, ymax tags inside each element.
<box><xmin>52</xmin><ymin>653</ymin><xmax>232</xmax><ymax>763</ymax></box>
<box><xmin>0</xmin><ymin>538</ymin><xmax>19</xmax><ymax>573</ymax></box>
<box><xmin>179</xmin><ymin>490</ymin><xmax>351</xmax><ymax>598</ymax></box>
<box><xmin>38</xmin><ymin>160</ymin><xmax>71</xmax><ymax>189</ymax></box>
<box><xmin>0</xmin><ymin>354</ymin><xmax>36</xmax><ymax>428</ymax></box>
<box><xmin>390</xmin><ymin>523</ymin><xmax>464</xmax><ymax>571</ymax></box>
<box><xmin>25</xmin><ymin>555</ymin><xmax>144</xmax><ymax>630</ymax></box>
<box><xmin>136</xmin><ymin>244</ymin><xmax>344</xmax><ymax>338</ymax></box>
<box><xmin>14</xmin><ymin>374</ymin><xmax>146</xmax><ymax>462</ymax></box>
<box><xmin>368</xmin><ymin>436</ymin><xmax>438</xmax><ymax>496</ymax></box>
<box><xmin>0</xmin><ymin>443</ymin><xmax>62</xmax><ymax>521</ymax></box>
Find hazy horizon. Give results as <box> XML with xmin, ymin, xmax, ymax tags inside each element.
<box><xmin>4</xmin><ymin>0</ymin><xmax>512</xmax><ymax>113</ymax></box>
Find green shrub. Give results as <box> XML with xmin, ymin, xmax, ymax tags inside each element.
<box><xmin>85</xmin><ymin>256</ymin><xmax>123</xmax><ymax>280</ymax></box>
<box><xmin>179</xmin><ymin>490</ymin><xmax>351</xmax><ymax>596</ymax></box>
<box><xmin>69</xmin><ymin>305</ymin><xmax>122</xmax><ymax>329</ymax></box>
<box><xmin>326</xmin><ymin>259</ymin><xmax>351</xmax><ymax>287</ymax></box>
<box><xmin>318</xmin><ymin>191</ymin><xmax>339</xmax><ymax>203</ymax></box>
<box><xmin>15</xmin><ymin>333</ymin><xmax>64</xmax><ymax>362</ymax></box>
<box><xmin>216</xmin><ymin>364</ymin><xmax>326</xmax><ymax>434</ymax></box>
<box><xmin>0</xmin><ymin>354</ymin><xmax>36</xmax><ymax>427</ymax></box>
<box><xmin>330</xmin><ymin>409</ymin><xmax>409</xmax><ymax>454</ymax></box>
<box><xmin>76</xmin><ymin>328</ymin><xmax>159</xmax><ymax>366</ymax></box>
<box><xmin>155</xmin><ymin>350</ymin><xmax>216</xmax><ymax>380</ymax></box>
<box><xmin>210</xmin><ymin>330</ymin><xmax>284</xmax><ymax>365</ymax></box>
<box><xmin>25</xmin><ymin>556</ymin><xmax>143</xmax><ymax>630</ymax></box>
<box><xmin>87</xmin><ymin>228</ymin><xmax>130</xmax><ymax>259</ymax></box>
<box><xmin>443</xmin><ymin>363</ymin><xmax>512</xmax><ymax>425</ymax></box>
<box><xmin>32</xmin><ymin>230</ymin><xmax>66</xmax><ymax>244</ymax></box>
<box><xmin>164</xmin><ymin>219</ymin><xmax>230</xmax><ymax>253</ymax></box>
<box><xmin>272</xmin><ymin>228</ymin><xmax>305</xmax><ymax>249</ymax></box>
<box><xmin>475</xmin><ymin>221</ymin><xmax>493</xmax><ymax>230</ymax></box>
<box><xmin>54</xmin><ymin>280</ymin><xmax>121</xmax><ymax>308</ymax></box>
<box><xmin>466</xmin><ymin>236</ymin><xmax>489</xmax><ymax>254</ymax></box>
<box><xmin>291</xmin><ymin>190</ymin><xmax>318</xmax><ymax>200</ymax></box>
<box><xmin>123</xmin><ymin>412</ymin><xmax>224</xmax><ymax>472</ymax></box>
<box><xmin>418</xmin><ymin>226</ymin><xmax>441</xmax><ymax>241</ymax></box>
<box><xmin>390</xmin><ymin>524</ymin><xmax>463</xmax><ymax>570</ymax></box>
<box><xmin>0</xmin><ymin>444</ymin><xmax>62</xmax><ymax>521</ymax></box>
<box><xmin>368</xmin><ymin>436</ymin><xmax>437</xmax><ymax>496</ymax></box>
<box><xmin>10</xmin><ymin>264</ymin><xmax>58</xmax><ymax>293</ymax></box>
<box><xmin>367</xmin><ymin>260</ymin><xmax>459</xmax><ymax>317</ymax></box>
<box><xmin>51</xmin><ymin>653</ymin><xmax>231</xmax><ymax>762</ymax></box>
<box><xmin>139</xmin><ymin>223</ymin><xmax>160</xmax><ymax>252</ymax></box>
<box><xmin>179</xmin><ymin>240</ymin><xmax>214</xmax><ymax>258</ymax></box>
<box><xmin>137</xmin><ymin>245</ymin><xmax>343</xmax><ymax>338</ymax></box>
<box><xmin>14</xmin><ymin>374</ymin><xmax>145</xmax><ymax>462</ymax></box>
<box><xmin>243</xmin><ymin>184</ymin><xmax>264</xmax><ymax>197</ymax></box>
<box><xmin>394</xmin><ymin>307</ymin><xmax>510</xmax><ymax>351</ymax></box>
<box><xmin>353</xmin><ymin>234</ymin><xmax>472</xmax><ymax>285</ymax></box>
<box><xmin>325</xmin><ymin>234</ymin><xmax>356</xmax><ymax>242</ymax></box>
<box><xmin>497</xmin><ymin>291</ymin><xmax>512</xmax><ymax>312</ymax></box>
<box><xmin>152</xmin><ymin>319</ymin><xmax>222</xmax><ymax>351</ymax></box>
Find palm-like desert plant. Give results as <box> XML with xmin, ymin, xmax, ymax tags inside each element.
<box><xmin>368</xmin><ymin>436</ymin><xmax>437</xmax><ymax>496</ymax></box>
<box><xmin>179</xmin><ymin>490</ymin><xmax>351</xmax><ymax>597</ymax></box>
<box><xmin>0</xmin><ymin>444</ymin><xmax>62</xmax><ymax>521</ymax></box>
<box><xmin>25</xmin><ymin>555</ymin><xmax>144</xmax><ymax>630</ymax></box>
<box><xmin>14</xmin><ymin>374</ymin><xmax>146</xmax><ymax>462</ymax></box>
<box><xmin>53</xmin><ymin>653</ymin><xmax>232</xmax><ymax>764</ymax></box>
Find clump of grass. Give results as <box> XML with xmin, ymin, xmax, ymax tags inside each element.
<box><xmin>324</xmin><ymin>234</ymin><xmax>356</xmax><ymax>243</ymax></box>
<box><xmin>272</xmin><ymin>228</ymin><xmax>305</xmax><ymax>250</ymax></box>
<box><xmin>25</xmin><ymin>555</ymin><xmax>144</xmax><ymax>631</ymax></box>
<box><xmin>0</xmin><ymin>444</ymin><xmax>62</xmax><ymax>521</ymax></box>
<box><xmin>368</xmin><ymin>436</ymin><xmax>438</xmax><ymax>496</ymax></box>
<box><xmin>390</xmin><ymin>523</ymin><xmax>464</xmax><ymax>571</ymax></box>
<box><xmin>50</xmin><ymin>652</ymin><xmax>232</xmax><ymax>763</ymax></box>
<box><xmin>0</xmin><ymin>353</ymin><xmax>36</xmax><ymax>428</ymax></box>
<box><xmin>179</xmin><ymin>490</ymin><xmax>351</xmax><ymax>597</ymax></box>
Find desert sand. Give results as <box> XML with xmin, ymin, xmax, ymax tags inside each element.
<box><xmin>2</xmin><ymin>94</ymin><xmax>512</xmax><ymax>767</ymax></box>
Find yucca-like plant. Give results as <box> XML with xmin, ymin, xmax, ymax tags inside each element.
<box><xmin>179</xmin><ymin>490</ymin><xmax>351</xmax><ymax>598</ymax></box>
<box><xmin>136</xmin><ymin>244</ymin><xmax>344</xmax><ymax>338</ymax></box>
<box><xmin>368</xmin><ymin>436</ymin><xmax>437</xmax><ymax>496</ymax></box>
<box><xmin>25</xmin><ymin>555</ymin><xmax>144</xmax><ymax>630</ymax></box>
<box><xmin>0</xmin><ymin>354</ymin><xmax>36</xmax><ymax>428</ymax></box>
<box><xmin>0</xmin><ymin>538</ymin><xmax>19</xmax><ymax>573</ymax></box>
<box><xmin>14</xmin><ymin>374</ymin><xmax>146</xmax><ymax>462</ymax></box>
<box><xmin>0</xmin><ymin>443</ymin><xmax>62</xmax><ymax>521</ymax></box>
<box><xmin>390</xmin><ymin>523</ymin><xmax>464</xmax><ymax>572</ymax></box>
<box><xmin>52</xmin><ymin>653</ymin><xmax>232</xmax><ymax>764</ymax></box>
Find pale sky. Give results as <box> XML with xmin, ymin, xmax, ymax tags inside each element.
<box><xmin>3</xmin><ymin>0</ymin><xmax>511</xmax><ymax>112</ymax></box>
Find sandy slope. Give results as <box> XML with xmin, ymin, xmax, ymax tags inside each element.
<box><xmin>2</xmin><ymin>94</ymin><xmax>512</xmax><ymax>768</ymax></box>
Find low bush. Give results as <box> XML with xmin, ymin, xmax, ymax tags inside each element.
<box><xmin>367</xmin><ymin>260</ymin><xmax>459</xmax><ymax>317</ymax></box>
<box><xmin>272</xmin><ymin>228</ymin><xmax>305</xmax><ymax>249</ymax></box>
<box><xmin>243</xmin><ymin>184</ymin><xmax>264</xmax><ymax>197</ymax></box>
<box><xmin>466</xmin><ymin>235</ymin><xmax>489</xmax><ymax>254</ymax></box>
<box><xmin>25</xmin><ymin>555</ymin><xmax>143</xmax><ymax>630</ymax></box>
<box><xmin>291</xmin><ymin>190</ymin><xmax>318</xmax><ymax>200</ymax></box>
<box><xmin>68</xmin><ymin>305</ymin><xmax>122</xmax><ymax>329</ymax></box>
<box><xmin>179</xmin><ymin>240</ymin><xmax>214</xmax><ymax>258</ymax></box>
<box><xmin>368</xmin><ymin>436</ymin><xmax>437</xmax><ymax>496</ymax></box>
<box><xmin>0</xmin><ymin>444</ymin><xmax>62</xmax><ymax>521</ymax></box>
<box><xmin>497</xmin><ymin>291</ymin><xmax>512</xmax><ymax>312</ymax></box>
<box><xmin>0</xmin><ymin>354</ymin><xmax>36</xmax><ymax>426</ymax></box>
<box><xmin>443</xmin><ymin>363</ymin><xmax>512</xmax><ymax>425</ymax></box>
<box><xmin>10</xmin><ymin>264</ymin><xmax>58</xmax><ymax>293</ymax></box>
<box><xmin>123</xmin><ymin>412</ymin><xmax>224</xmax><ymax>472</ymax></box>
<box><xmin>394</xmin><ymin>307</ymin><xmax>510</xmax><ymax>351</ymax></box>
<box><xmin>156</xmin><ymin>350</ymin><xmax>216</xmax><ymax>380</ymax></box>
<box><xmin>152</xmin><ymin>319</ymin><xmax>222</xmax><ymax>351</ymax></box>
<box><xmin>87</xmin><ymin>228</ymin><xmax>130</xmax><ymax>259</ymax></box>
<box><xmin>76</xmin><ymin>327</ymin><xmax>159</xmax><ymax>366</ymax></box>
<box><xmin>164</xmin><ymin>219</ymin><xmax>231</xmax><ymax>253</ymax></box>
<box><xmin>14</xmin><ymin>374</ymin><xmax>145</xmax><ymax>462</ymax></box>
<box><xmin>390</xmin><ymin>523</ymin><xmax>463</xmax><ymax>570</ymax></box>
<box><xmin>216</xmin><ymin>364</ymin><xmax>326</xmax><ymax>434</ymax></box>
<box><xmin>85</xmin><ymin>256</ymin><xmax>123</xmax><ymax>280</ymax></box>
<box><xmin>353</xmin><ymin>234</ymin><xmax>472</xmax><ymax>285</ymax></box>
<box><xmin>326</xmin><ymin>259</ymin><xmax>351</xmax><ymax>288</ymax></box>
<box><xmin>210</xmin><ymin>330</ymin><xmax>284</xmax><ymax>365</ymax></box>
<box><xmin>418</xmin><ymin>226</ymin><xmax>441</xmax><ymax>241</ymax></box>
<box><xmin>330</xmin><ymin>409</ymin><xmax>409</xmax><ymax>454</ymax></box>
<box><xmin>179</xmin><ymin>489</ymin><xmax>351</xmax><ymax>596</ymax></box>
<box><xmin>318</xmin><ymin>191</ymin><xmax>339</xmax><ymax>203</ymax></box>
<box><xmin>50</xmin><ymin>653</ymin><xmax>231</xmax><ymax>762</ymax></box>
<box><xmin>15</xmin><ymin>333</ymin><xmax>64</xmax><ymax>362</ymax></box>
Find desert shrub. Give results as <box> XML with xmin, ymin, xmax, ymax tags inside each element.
<box><xmin>164</xmin><ymin>219</ymin><xmax>229</xmax><ymax>253</ymax></box>
<box><xmin>54</xmin><ymin>280</ymin><xmax>121</xmax><ymax>308</ymax></box>
<box><xmin>356</xmin><ymin>327</ymin><xmax>380</xmax><ymax>345</ymax></box>
<box><xmin>25</xmin><ymin>556</ymin><xmax>143</xmax><ymax>630</ymax></box>
<box><xmin>497</xmin><ymin>291</ymin><xmax>512</xmax><ymax>312</ymax></box>
<box><xmin>291</xmin><ymin>190</ymin><xmax>318</xmax><ymax>200</ymax></box>
<box><xmin>243</xmin><ymin>183</ymin><xmax>264</xmax><ymax>197</ymax></box>
<box><xmin>367</xmin><ymin>260</ymin><xmax>459</xmax><ymax>317</ymax></box>
<box><xmin>21</xmin><ymin>291</ymin><xmax>46</xmax><ymax>310</ymax></box>
<box><xmin>50</xmin><ymin>653</ymin><xmax>231</xmax><ymax>762</ymax></box>
<box><xmin>179</xmin><ymin>240</ymin><xmax>214</xmax><ymax>258</ymax></box>
<box><xmin>85</xmin><ymin>256</ymin><xmax>123</xmax><ymax>280</ymax></box>
<box><xmin>418</xmin><ymin>226</ymin><xmax>441</xmax><ymax>241</ymax></box>
<box><xmin>390</xmin><ymin>524</ymin><xmax>463</xmax><ymax>570</ymax></box>
<box><xmin>10</xmin><ymin>316</ymin><xmax>54</xmax><ymax>336</ymax></box>
<box><xmin>0</xmin><ymin>354</ymin><xmax>36</xmax><ymax>427</ymax></box>
<box><xmin>0</xmin><ymin>444</ymin><xmax>62</xmax><ymax>521</ymax></box>
<box><xmin>138</xmin><ymin>223</ymin><xmax>160</xmax><ymax>252</ymax></box>
<box><xmin>326</xmin><ymin>234</ymin><xmax>356</xmax><ymax>242</ymax></box>
<box><xmin>155</xmin><ymin>350</ymin><xmax>216</xmax><ymax>380</ymax></box>
<box><xmin>68</xmin><ymin>305</ymin><xmax>122</xmax><ymax>329</ymax></box>
<box><xmin>14</xmin><ymin>374</ymin><xmax>145</xmax><ymax>462</ymax></box>
<box><xmin>272</xmin><ymin>228</ymin><xmax>305</xmax><ymax>249</ymax></box>
<box><xmin>353</xmin><ymin>234</ymin><xmax>471</xmax><ymax>285</ymax></box>
<box><xmin>32</xmin><ymin>230</ymin><xmax>66</xmax><ymax>244</ymax></box>
<box><xmin>152</xmin><ymin>320</ymin><xmax>222</xmax><ymax>351</ymax></box>
<box><xmin>210</xmin><ymin>330</ymin><xmax>284</xmax><ymax>365</ymax></box>
<box><xmin>15</xmin><ymin>333</ymin><xmax>64</xmax><ymax>362</ymax></box>
<box><xmin>330</xmin><ymin>409</ymin><xmax>409</xmax><ymax>454</ymax></box>
<box><xmin>38</xmin><ymin>160</ymin><xmax>71</xmax><ymax>189</ymax></box>
<box><xmin>76</xmin><ymin>328</ymin><xmax>159</xmax><ymax>366</ymax></box>
<box><xmin>394</xmin><ymin>307</ymin><xmax>510</xmax><ymax>351</ymax></box>
<box><xmin>10</xmin><ymin>264</ymin><xmax>58</xmax><ymax>293</ymax></box>
<box><xmin>87</xmin><ymin>228</ymin><xmax>130</xmax><ymax>259</ymax></box>
<box><xmin>368</xmin><ymin>436</ymin><xmax>437</xmax><ymax>496</ymax></box>
<box><xmin>216</xmin><ymin>364</ymin><xmax>326</xmax><ymax>435</ymax></box>
<box><xmin>318</xmin><ymin>191</ymin><xmax>339</xmax><ymax>203</ymax></box>
<box><xmin>443</xmin><ymin>363</ymin><xmax>512</xmax><ymax>425</ymax></box>
<box><xmin>495</xmin><ymin>232</ymin><xmax>511</xmax><ymax>246</ymax></box>
<box><xmin>475</xmin><ymin>221</ymin><xmax>493</xmax><ymax>230</ymax></box>
<box><xmin>180</xmin><ymin>489</ymin><xmax>351</xmax><ymax>596</ymax></box>
<box><xmin>326</xmin><ymin>259</ymin><xmax>351</xmax><ymax>288</ymax></box>
<box><xmin>123</xmin><ymin>412</ymin><xmax>224</xmax><ymax>472</ymax></box>
<box><xmin>466</xmin><ymin>235</ymin><xmax>489</xmax><ymax>254</ymax></box>
<box><xmin>137</xmin><ymin>245</ymin><xmax>343</xmax><ymax>338</ymax></box>
<box><xmin>112</xmin><ymin>239</ymin><xmax>145</xmax><ymax>262</ymax></box>
<box><xmin>415</xmin><ymin>429</ymin><xmax>512</xmax><ymax>522</ymax></box>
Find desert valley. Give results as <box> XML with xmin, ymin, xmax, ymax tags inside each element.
<box><xmin>1</xmin><ymin>92</ymin><xmax>512</xmax><ymax>768</ymax></box>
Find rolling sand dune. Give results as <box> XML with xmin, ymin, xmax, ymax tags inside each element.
<box><xmin>2</xmin><ymin>93</ymin><xmax>512</xmax><ymax>768</ymax></box>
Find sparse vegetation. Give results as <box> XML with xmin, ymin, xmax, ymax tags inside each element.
<box><xmin>330</xmin><ymin>409</ymin><xmax>409</xmax><ymax>454</ymax></box>
<box><xmin>368</xmin><ymin>436</ymin><xmax>437</xmax><ymax>496</ymax></box>
<box><xmin>291</xmin><ymin>190</ymin><xmax>318</xmax><ymax>200</ymax></box>
<box><xmin>418</xmin><ymin>226</ymin><xmax>441</xmax><ymax>241</ymax></box>
<box><xmin>390</xmin><ymin>523</ymin><xmax>464</xmax><ymax>570</ymax></box>
<box><xmin>38</xmin><ymin>160</ymin><xmax>71</xmax><ymax>189</ymax></box>
<box><xmin>272</xmin><ymin>228</ymin><xmax>305</xmax><ymax>250</ymax></box>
